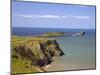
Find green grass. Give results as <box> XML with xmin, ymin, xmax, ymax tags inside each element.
<box><xmin>12</xmin><ymin>36</ymin><xmax>48</xmax><ymax>59</ymax></box>
<box><xmin>42</xmin><ymin>32</ymin><xmax>65</xmax><ymax>37</ymax></box>
<box><xmin>12</xmin><ymin>55</ymin><xmax>40</xmax><ymax>74</ymax></box>
<box><xmin>11</xmin><ymin>36</ymin><xmax>51</xmax><ymax>74</ymax></box>
<box><xmin>12</xmin><ymin>36</ymin><xmax>43</xmax><ymax>74</ymax></box>
<box><xmin>11</xmin><ymin>36</ymin><xmax>57</xmax><ymax>74</ymax></box>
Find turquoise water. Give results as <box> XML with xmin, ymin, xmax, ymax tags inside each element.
<box><xmin>12</xmin><ymin>27</ymin><xmax>96</xmax><ymax>71</ymax></box>
<box><xmin>47</xmin><ymin>34</ymin><xmax>96</xmax><ymax>71</ymax></box>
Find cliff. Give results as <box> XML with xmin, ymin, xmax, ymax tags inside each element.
<box><xmin>12</xmin><ymin>36</ymin><xmax>64</xmax><ymax>74</ymax></box>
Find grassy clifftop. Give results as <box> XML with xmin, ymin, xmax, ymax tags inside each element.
<box><xmin>12</xmin><ymin>36</ymin><xmax>64</xmax><ymax>74</ymax></box>
<box><xmin>41</xmin><ymin>32</ymin><xmax>65</xmax><ymax>37</ymax></box>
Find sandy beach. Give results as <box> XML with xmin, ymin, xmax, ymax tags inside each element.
<box><xmin>46</xmin><ymin>56</ymin><xmax>95</xmax><ymax>72</ymax></box>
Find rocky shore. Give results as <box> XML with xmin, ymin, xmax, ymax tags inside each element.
<box><xmin>12</xmin><ymin>31</ymin><xmax>85</xmax><ymax>74</ymax></box>
<box><xmin>12</xmin><ymin>36</ymin><xmax>64</xmax><ymax>74</ymax></box>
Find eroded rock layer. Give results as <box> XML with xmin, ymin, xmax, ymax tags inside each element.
<box><xmin>13</xmin><ymin>39</ymin><xmax>64</xmax><ymax>67</ymax></box>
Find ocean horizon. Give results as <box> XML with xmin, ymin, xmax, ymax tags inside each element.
<box><xmin>12</xmin><ymin>27</ymin><xmax>95</xmax><ymax>36</ymax></box>
<box><xmin>11</xmin><ymin>1</ymin><xmax>96</xmax><ymax>73</ymax></box>
<box><xmin>12</xmin><ymin>27</ymin><xmax>96</xmax><ymax>71</ymax></box>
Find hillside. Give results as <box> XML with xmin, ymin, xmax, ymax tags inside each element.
<box><xmin>11</xmin><ymin>36</ymin><xmax>64</xmax><ymax>74</ymax></box>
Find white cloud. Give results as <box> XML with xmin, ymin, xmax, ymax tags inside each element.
<box><xmin>14</xmin><ymin>14</ymin><xmax>61</xmax><ymax>19</ymax></box>
<box><xmin>13</xmin><ymin>14</ymin><xmax>90</xmax><ymax>19</ymax></box>
<box><xmin>33</xmin><ymin>15</ymin><xmax>61</xmax><ymax>19</ymax></box>
<box><xmin>75</xmin><ymin>16</ymin><xmax>90</xmax><ymax>19</ymax></box>
<box><xmin>62</xmin><ymin>15</ymin><xmax>90</xmax><ymax>19</ymax></box>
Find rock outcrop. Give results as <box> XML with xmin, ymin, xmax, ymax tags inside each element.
<box><xmin>38</xmin><ymin>32</ymin><xmax>85</xmax><ymax>37</ymax></box>
<box><xmin>71</xmin><ymin>31</ymin><xmax>85</xmax><ymax>36</ymax></box>
<box><xmin>13</xmin><ymin>39</ymin><xmax>64</xmax><ymax>67</ymax></box>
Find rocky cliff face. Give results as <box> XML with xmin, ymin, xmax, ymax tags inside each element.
<box><xmin>13</xmin><ymin>39</ymin><xmax>64</xmax><ymax>67</ymax></box>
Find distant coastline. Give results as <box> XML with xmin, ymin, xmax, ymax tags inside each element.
<box><xmin>12</xmin><ymin>27</ymin><xmax>95</xmax><ymax>36</ymax></box>
<box><xmin>12</xmin><ymin>27</ymin><xmax>96</xmax><ymax>74</ymax></box>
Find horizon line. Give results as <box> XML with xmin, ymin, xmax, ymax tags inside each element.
<box><xmin>12</xmin><ymin>26</ymin><xmax>95</xmax><ymax>29</ymax></box>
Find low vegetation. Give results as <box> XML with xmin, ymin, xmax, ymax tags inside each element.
<box><xmin>11</xmin><ymin>36</ymin><xmax>64</xmax><ymax>74</ymax></box>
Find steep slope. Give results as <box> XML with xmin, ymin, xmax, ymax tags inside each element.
<box><xmin>12</xmin><ymin>36</ymin><xmax>64</xmax><ymax>74</ymax></box>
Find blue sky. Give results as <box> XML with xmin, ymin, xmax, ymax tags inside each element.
<box><xmin>12</xmin><ymin>1</ymin><xmax>96</xmax><ymax>29</ymax></box>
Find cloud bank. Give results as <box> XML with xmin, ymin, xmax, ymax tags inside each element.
<box><xmin>13</xmin><ymin>14</ymin><xmax>90</xmax><ymax>19</ymax></box>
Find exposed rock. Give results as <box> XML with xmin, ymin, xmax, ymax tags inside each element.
<box><xmin>71</xmin><ymin>31</ymin><xmax>85</xmax><ymax>36</ymax></box>
<box><xmin>13</xmin><ymin>39</ymin><xmax>64</xmax><ymax>67</ymax></box>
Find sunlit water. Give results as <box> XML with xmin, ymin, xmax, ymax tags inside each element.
<box><xmin>47</xmin><ymin>34</ymin><xmax>96</xmax><ymax>71</ymax></box>
<box><xmin>12</xmin><ymin>27</ymin><xmax>96</xmax><ymax>71</ymax></box>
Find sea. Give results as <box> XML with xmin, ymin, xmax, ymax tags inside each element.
<box><xmin>12</xmin><ymin>27</ymin><xmax>96</xmax><ymax>71</ymax></box>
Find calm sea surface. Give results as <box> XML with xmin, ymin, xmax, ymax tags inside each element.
<box><xmin>12</xmin><ymin>27</ymin><xmax>96</xmax><ymax>71</ymax></box>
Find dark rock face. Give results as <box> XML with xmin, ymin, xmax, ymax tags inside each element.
<box><xmin>13</xmin><ymin>39</ymin><xmax>64</xmax><ymax>67</ymax></box>
<box><xmin>14</xmin><ymin>45</ymin><xmax>36</xmax><ymax>62</ymax></box>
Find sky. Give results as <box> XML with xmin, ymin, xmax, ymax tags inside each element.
<box><xmin>12</xmin><ymin>1</ymin><xmax>96</xmax><ymax>29</ymax></box>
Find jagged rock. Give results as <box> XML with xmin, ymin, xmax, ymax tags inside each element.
<box><xmin>13</xmin><ymin>39</ymin><xmax>64</xmax><ymax>67</ymax></box>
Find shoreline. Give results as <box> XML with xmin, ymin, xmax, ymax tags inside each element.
<box><xmin>46</xmin><ymin>58</ymin><xmax>96</xmax><ymax>72</ymax></box>
<box><xmin>12</xmin><ymin>35</ymin><xmax>64</xmax><ymax>73</ymax></box>
<box><xmin>12</xmin><ymin>32</ymin><xmax>95</xmax><ymax>73</ymax></box>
